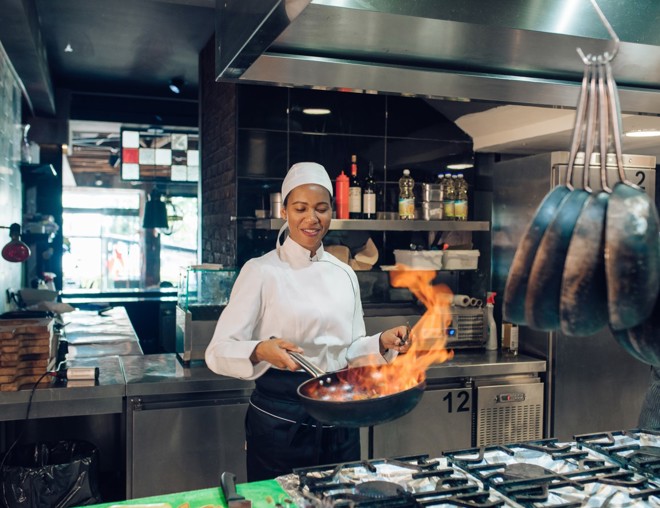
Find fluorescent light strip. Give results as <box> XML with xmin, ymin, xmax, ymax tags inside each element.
<box><xmin>625</xmin><ymin>130</ymin><xmax>660</xmax><ymax>138</ymax></box>
<box><xmin>302</xmin><ymin>108</ymin><xmax>331</xmax><ymax>115</ymax></box>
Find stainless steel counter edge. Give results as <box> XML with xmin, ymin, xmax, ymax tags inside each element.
<box><xmin>122</xmin><ymin>354</ymin><xmax>255</xmax><ymax>397</ymax></box>
<box><xmin>122</xmin><ymin>352</ymin><xmax>546</xmax><ymax>397</ymax></box>
<box><xmin>425</xmin><ymin>351</ymin><xmax>546</xmax><ymax>380</ymax></box>
<box><xmin>0</xmin><ymin>356</ymin><xmax>126</xmax><ymax>422</ymax></box>
<box><xmin>0</xmin><ymin>352</ymin><xmax>546</xmax><ymax>419</ymax></box>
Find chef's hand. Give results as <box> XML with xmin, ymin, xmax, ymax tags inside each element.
<box><xmin>250</xmin><ymin>338</ymin><xmax>303</xmax><ymax>371</ymax></box>
<box><xmin>379</xmin><ymin>325</ymin><xmax>412</xmax><ymax>355</ymax></box>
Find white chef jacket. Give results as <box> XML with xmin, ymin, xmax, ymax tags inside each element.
<box><xmin>205</xmin><ymin>236</ymin><xmax>395</xmax><ymax>380</ymax></box>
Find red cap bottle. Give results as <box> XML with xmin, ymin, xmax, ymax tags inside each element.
<box><xmin>335</xmin><ymin>171</ymin><xmax>349</xmax><ymax>219</ymax></box>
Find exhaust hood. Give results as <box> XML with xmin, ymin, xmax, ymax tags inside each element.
<box><xmin>216</xmin><ymin>0</ymin><xmax>660</xmax><ymax>114</ymax></box>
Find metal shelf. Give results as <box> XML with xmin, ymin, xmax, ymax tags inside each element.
<box><xmin>234</xmin><ymin>217</ymin><xmax>490</xmax><ymax>232</ymax></box>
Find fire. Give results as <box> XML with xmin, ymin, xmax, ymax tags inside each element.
<box><xmin>388</xmin><ymin>264</ymin><xmax>455</xmax><ymax>368</ymax></box>
<box><xmin>310</xmin><ymin>265</ymin><xmax>454</xmax><ymax>401</ymax></box>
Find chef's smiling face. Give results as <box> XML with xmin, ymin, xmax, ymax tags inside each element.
<box><xmin>283</xmin><ymin>183</ymin><xmax>332</xmax><ymax>256</ymax></box>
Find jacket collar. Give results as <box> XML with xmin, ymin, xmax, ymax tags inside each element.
<box><xmin>279</xmin><ymin>236</ymin><xmax>325</xmax><ymax>267</ymax></box>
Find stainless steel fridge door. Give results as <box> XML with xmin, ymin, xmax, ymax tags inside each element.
<box><xmin>371</xmin><ymin>385</ymin><xmax>472</xmax><ymax>458</ymax></box>
<box><xmin>491</xmin><ymin>151</ymin><xmax>653</xmax><ymax>440</ymax></box>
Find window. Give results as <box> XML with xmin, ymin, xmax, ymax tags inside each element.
<box><xmin>62</xmin><ymin>188</ymin><xmax>197</xmax><ymax>290</ymax></box>
<box><xmin>159</xmin><ymin>195</ymin><xmax>198</xmax><ymax>286</ymax></box>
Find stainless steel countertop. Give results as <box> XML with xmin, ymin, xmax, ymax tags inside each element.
<box><xmin>426</xmin><ymin>350</ymin><xmax>546</xmax><ymax>380</ymax></box>
<box><xmin>122</xmin><ymin>354</ymin><xmax>254</xmax><ymax>397</ymax></box>
<box><xmin>0</xmin><ymin>355</ymin><xmax>125</xmax><ymax>422</ymax></box>
<box><xmin>0</xmin><ymin>304</ymin><xmax>545</xmax><ymax>419</ymax></box>
<box><xmin>0</xmin><ymin>350</ymin><xmax>545</xmax><ymax>420</ymax></box>
<box><xmin>122</xmin><ymin>351</ymin><xmax>546</xmax><ymax>397</ymax></box>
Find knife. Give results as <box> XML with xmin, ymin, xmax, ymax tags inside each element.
<box><xmin>220</xmin><ymin>472</ymin><xmax>252</xmax><ymax>508</ymax></box>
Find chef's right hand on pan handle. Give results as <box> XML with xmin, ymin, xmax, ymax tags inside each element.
<box><xmin>250</xmin><ymin>337</ymin><xmax>303</xmax><ymax>371</ymax></box>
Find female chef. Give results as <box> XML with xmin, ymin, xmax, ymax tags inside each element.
<box><xmin>205</xmin><ymin>161</ymin><xmax>411</xmax><ymax>481</ymax></box>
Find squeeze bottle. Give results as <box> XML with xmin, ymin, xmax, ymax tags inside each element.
<box><xmin>335</xmin><ymin>171</ymin><xmax>349</xmax><ymax>219</ymax></box>
<box><xmin>486</xmin><ymin>292</ymin><xmax>498</xmax><ymax>351</ymax></box>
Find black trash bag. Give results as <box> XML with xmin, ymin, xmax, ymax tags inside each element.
<box><xmin>1</xmin><ymin>440</ymin><xmax>102</xmax><ymax>508</ymax></box>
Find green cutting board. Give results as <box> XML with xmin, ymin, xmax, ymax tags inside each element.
<box><xmin>81</xmin><ymin>479</ymin><xmax>296</xmax><ymax>508</ymax></box>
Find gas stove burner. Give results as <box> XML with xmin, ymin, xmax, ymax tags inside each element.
<box><xmin>632</xmin><ymin>446</ymin><xmax>660</xmax><ymax>459</ymax></box>
<box><xmin>444</xmin><ymin>445</ymin><xmax>515</xmax><ymax>465</ymax></box>
<box><xmin>355</xmin><ymin>480</ymin><xmax>405</xmax><ymax>499</ymax></box>
<box><xmin>501</xmin><ymin>463</ymin><xmax>549</xmax><ymax>480</ymax></box>
<box><xmin>576</xmin><ymin>429</ymin><xmax>660</xmax><ymax>477</ymax></box>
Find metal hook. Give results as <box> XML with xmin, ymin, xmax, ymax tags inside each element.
<box><xmin>566</xmin><ymin>64</ymin><xmax>592</xmax><ymax>190</ymax></box>
<box><xmin>576</xmin><ymin>0</ymin><xmax>620</xmax><ymax>63</ymax></box>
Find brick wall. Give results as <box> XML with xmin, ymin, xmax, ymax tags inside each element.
<box><xmin>199</xmin><ymin>37</ymin><xmax>238</xmax><ymax>266</ymax></box>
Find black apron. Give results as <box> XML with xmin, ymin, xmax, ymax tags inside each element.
<box><xmin>246</xmin><ymin>368</ymin><xmax>361</xmax><ymax>482</ymax></box>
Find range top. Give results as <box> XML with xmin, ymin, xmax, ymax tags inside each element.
<box><xmin>276</xmin><ymin>430</ymin><xmax>660</xmax><ymax>508</ymax></box>
<box><xmin>576</xmin><ymin>429</ymin><xmax>660</xmax><ymax>478</ymax></box>
<box><xmin>277</xmin><ymin>454</ymin><xmax>516</xmax><ymax>507</ymax></box>
<box><xmin>444</xmin><ymin>438</ymin><xmax>660</xmax><ymax>507</ymax></box>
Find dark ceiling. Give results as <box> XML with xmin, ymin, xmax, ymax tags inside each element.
<box><xmin>0</xmin><ymin>0</ymin><xmax>215</xmax><ymax>179</ymax></box>
<box><xmin>1</xmin><ymin>0</ymin><xmax>215</xmax><ymax>118</ymax></box>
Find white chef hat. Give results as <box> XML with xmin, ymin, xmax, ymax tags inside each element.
<box><xmin>281</xmin><ymin>162</ymin><xmax>333</xmax><ymax>204</ymax></box>
<box><xmin>277</xmin><ymin>162</ymin><xmax>333</xmax><ymax>253</ymax></box>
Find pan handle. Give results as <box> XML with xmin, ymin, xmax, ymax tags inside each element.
<box><xmin>289</xmin><ymin>351</ymin><xmax>327</xmax><ymax>378</ymax></box>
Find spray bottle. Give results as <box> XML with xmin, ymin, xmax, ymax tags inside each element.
<box><xmin>486</xmin><ymin>292</ymin><xmax>497</xmax><ymax>351</ymax></box>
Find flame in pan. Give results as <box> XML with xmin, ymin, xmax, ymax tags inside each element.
<box><xmin>389</xmin><ymin>265</ymin><xmax>455</xmax><ymax>367</ymax></box>
<box><xmin>320</xmin><ymin>266</ymin><xmax>454</xmax><ymax>400</ymax></box>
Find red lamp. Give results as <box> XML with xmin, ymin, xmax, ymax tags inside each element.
<box><xmin>1</xmin><ymin>223</ymin><xmax>31</xmax><ymax>263</ymax></box>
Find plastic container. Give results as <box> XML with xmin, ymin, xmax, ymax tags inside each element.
<box><xmin>485</xmin><ymin>292</ymin><xmax>497</xmax><ymax>350</ymax></box>
<box><xmin>442</xmin><ymin>250</ymin><xmax>480</xmax><ymax>270</ymax></box>
<box><xmin>442</xmin><ymin>172</ymin><xmax>455</xmax><ymax>220</ymax></box>
<box><xmin>454</xmin><ymin>173</ymin><xmax>468</xmax><ymax>221</ymax></box>
<box><xmin>393</xmin><ymin>249</ymin><xmax>443</xmax><ymax>269</ymax></box>
<box><xmin>335</xmin><ymin>171</ymin><xmax>349</xmax><ymax>219</ymax></box>
<box><xmin>398</xmin><ymin>169</ymin><xmax>415</xmax><ymax>220</ymax></box>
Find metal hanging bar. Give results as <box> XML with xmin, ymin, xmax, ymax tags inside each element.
<box><xmin>576</xmin><ymin>0</ymin><xmax>621</xmax><ymax>64</ymax></box>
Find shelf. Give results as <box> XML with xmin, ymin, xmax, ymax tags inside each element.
<box><xmin>234</xmin><ymin>217</ymin><xmax>490</xmax><ymax>232</ymax></box>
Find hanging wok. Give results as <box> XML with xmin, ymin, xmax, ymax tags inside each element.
<box><xmin>524</xmin><ymin>62</ymin><xmax>599</xmax><ymax>331</ymax></box>
<box><xmin>559</xmin><ymin>62</ymin><xmax>610</xmax><ymax>337</ymax></box>
<box><xmin>602</xmin><ymin>62</ymin><xmax>660</xmax><ymax>331</ymax></box>
<box><xmin>503</xmin><ymin>65</ymin><xmax>590</xmax><ymax>326</ymax></box>
<box><xmin>289</xmin><ymin>352</ymin><xmax>425</xmax><ymax>428</ymax></box>
<box><xmin>610</xmin><ymin>254</ymin><xmax>660</xmax><ymax>367</ymax></box>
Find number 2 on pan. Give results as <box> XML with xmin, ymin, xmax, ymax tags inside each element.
<box><xmin>443</xmin><ymin>390</ymin><xmax>470</xmax><ymax>413</ymax></box>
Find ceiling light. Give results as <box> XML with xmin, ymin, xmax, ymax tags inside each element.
<box><xmin>624</xmin><ymin>129</ymin><xmax>660</xmax><ymax>138</ymax></box>
<box><xmin>168</xmin><ymin>77</ymin><xmax>185</xmax><ymax>94</ymax></box>
<box><xmin>302</xmin><ymin>108</ymin><xmax>331</xmax><ymax>115</ymax></box>
<box><xmin>64</xmin><ymin>43</ymin><xmax>73</xmax><ymax>53</ymax></box>
<box><xmin>447</xmin><ymin>163</ymin><xmax>474</xmax><ymax>170</ymax></box>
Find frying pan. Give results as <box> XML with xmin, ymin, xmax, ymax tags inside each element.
<box><xmin>605</xmin><ymin>183</ymin><xmax>659</xmax><ymax>330</ymax></box>
<box><xmin>559</xmin><ymin>62</ymin><xmax>609</xmax><ymax>336</ymax></box>
<box><xmin>559</xmin><ymin>191</ymin><xmax>609</xmax><ymax>336</ymax></box>
<box><xmin>289</xmin><ymin>352</ymin><xmax>425</xmax><ymax>428</ymax></box>
<box><xmin>602</xmin><ymin>62</ymin><xmax>660</xmax><ymax>331</ymax></box>
<box><xmin>525</xmin><ymin>189</ymin><xmax>590</xmax><ymax>330</ymax></box>
<box><xmin>610</xmin><ymin>254</ymin><xmax>660</xmax><ymax>367</ymax></box>
<box><xmin>524</xmin><ymin>63</ymin><xmax>599</xmax><ymax>331</ymax></box>
<box><xmin>503</xmin><ymin>65</ymin><xmax>591</xmax><ymax>325</ymax></box>
<box><xmin>502</xmin><ymin>185</ymin><xmax>570</xmax><ymax>325</ymax></box>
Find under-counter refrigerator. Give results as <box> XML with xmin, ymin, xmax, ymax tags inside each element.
<box><xmin>491</xmin><ymin>151</ymin><xmax>657</xmax><ymax>440</ymax></box>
